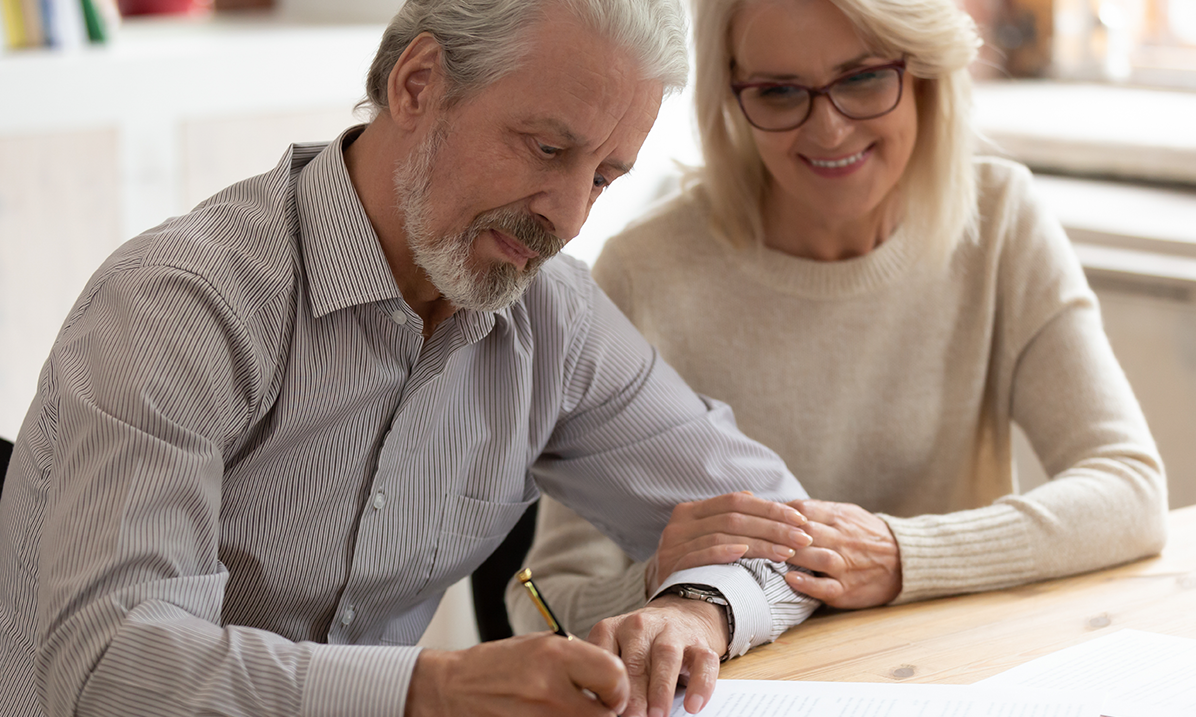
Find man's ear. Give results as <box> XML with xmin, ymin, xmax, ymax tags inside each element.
<box><xmin>386</xmin><ymin>32</ymin><xmax>445</xmax><ymax>129</ymax></box>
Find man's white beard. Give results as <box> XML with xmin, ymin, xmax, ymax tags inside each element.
<box><xmin>394</xmin><ymin>123</ymin><xmax>565</xmax><ymax>312</ymax></box>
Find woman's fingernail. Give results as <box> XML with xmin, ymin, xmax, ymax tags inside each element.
<box><xmin>787</xmin><ymin>508</ymin><xmax>806</xmax><ymax>525</ymax></box>
<box><xmin>774</xmin><ymin>544</ymin><xmax>796</xmax><ymax>558</ymax></box>
<box><xmin>688</xmin><ymin>695</ymin><xmax>706</xmax><ymax>713</ymax></box>
<box><xmin>792</xmin><ymin>530</ymin><xmax>812</xmax><ymax>546</ymax></box>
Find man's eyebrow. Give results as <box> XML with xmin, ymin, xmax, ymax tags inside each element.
<box><xmin>528</xmin><ymin>118</ymin><xmax>635</xmax><ymax>175</ymax></box>
<box><xmin>530</xmin><ymin>118</ymin><xmax>584</xmax><ymax>146</ymax></box>
<box><xmin>603</xmin><ymin>157</ymin><xmax>635</xmax><ymax>176</ymax></box>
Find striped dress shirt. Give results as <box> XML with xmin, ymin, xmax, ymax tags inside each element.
<box><xmin>0</xmin><ymin>127</ymin><xmax>816</xmax><ymax>717</ymax></box>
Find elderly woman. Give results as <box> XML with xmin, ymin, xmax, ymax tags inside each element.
<box><xmin>504</xmin><ymin>0</ymin><xmax>1168</xmax><ymax>640</ymax></box>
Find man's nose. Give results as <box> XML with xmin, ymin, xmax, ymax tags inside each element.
<box><xmin>529</xmin><ymin>169</ymin><xmax>595</xmax><ymax>244</ymax></box>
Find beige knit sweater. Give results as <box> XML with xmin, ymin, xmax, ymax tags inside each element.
<box><xmin>506</xmin><ymin>157</ymin><xmax>1168</xmax><ymax>639</ymax></box>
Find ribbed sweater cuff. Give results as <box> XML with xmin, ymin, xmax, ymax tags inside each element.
<box><xmin>879</xmin><ymin>504</ymin><xmax>1037</xmax><ymax>604</ymax></box>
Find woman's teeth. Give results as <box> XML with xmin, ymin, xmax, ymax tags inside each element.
<box><xmin>808</xmin><ymin>148</ymin><xmax>868</xmax><ymax>168</ymax></box>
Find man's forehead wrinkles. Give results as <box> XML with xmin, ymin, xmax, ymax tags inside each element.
<box><xmin>561</xmin><ymin>81</ymin><xmax>628</xmax><ymax>125</ymax></box>
<box><xmin>562</xmin><ymin>62</ymin><xmax>637</xmax><ymax>114</ymax></box>
<box><xmin>549</xmin><ymin>85</ymin><xmax>636</xmax><ymax>149</ymax></box>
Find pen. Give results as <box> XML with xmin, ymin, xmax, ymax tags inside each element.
<box><xmin>516</xmin><ymin>568</ymin><xmax>573</xmax><ymax>639</ymax></box>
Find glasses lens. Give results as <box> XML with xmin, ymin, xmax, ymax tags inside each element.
<box><xmin>829</xmin><ymin>67</ymin><xmax>902</xmax><ymax>119</ymax></box>
<box><xmin>739</xmin><ymin>85</ymin><xmax>811</xmax><ymax>131</ymax></box>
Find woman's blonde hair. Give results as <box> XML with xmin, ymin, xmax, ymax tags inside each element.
<box><xmin>691</xmin><ymin>0</ymin><xmax>982</xmax><ymax>258</ymax></box>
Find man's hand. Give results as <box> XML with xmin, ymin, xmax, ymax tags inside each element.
<box><xmin>588</xmin><ymin>594</ymin><xmax>728</xmax><ymax>717</ymax></box>
<box><xmin>645</xmin><ymin>491</ymin><xmax>811</xmax><ymax>594</ymax></box>
<box><xmin>783</xmin><ymin>498</ymin><xmax>902</xmax><ymax>608</ymax></box>
<box><xmin>405</xmin><ymin>633</ymin><xmax>629</xmax><ymax>717</ymax></box>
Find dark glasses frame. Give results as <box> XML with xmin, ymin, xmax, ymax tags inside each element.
<box><xmin>730</xmin><ymin>59</ymin><xmax>907</xmax><ymax>132</ymax></box>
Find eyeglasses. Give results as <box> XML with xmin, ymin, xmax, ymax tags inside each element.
<box><xmin>731</xmin><ymin>60</ymin><xmax>907</xmax><ymax>132</ymax></box>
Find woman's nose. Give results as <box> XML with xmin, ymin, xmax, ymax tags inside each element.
<box><xmin>801</xmin><ymin>94</ymin><xmax>853</xmax><ymax>148</ymax></box>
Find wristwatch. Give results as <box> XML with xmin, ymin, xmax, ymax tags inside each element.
<box><xmin>661</xmin><ymin>584</ymin><xmax>734</xmax><ymax>662</ymax></box>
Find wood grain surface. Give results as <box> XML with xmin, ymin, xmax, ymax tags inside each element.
<box><xmin>721</xmin><ymin>505</ymin><xmax>1196</xmax><ymax>684</ymax></box>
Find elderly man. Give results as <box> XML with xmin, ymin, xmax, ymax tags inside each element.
<box><xmin>0</xmin><ymin>1</ymin><xmax>817</xmax><ymax>716</ymax></box>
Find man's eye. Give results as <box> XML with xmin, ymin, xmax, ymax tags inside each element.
<box><xmin>593</xmin><ymin>174</ymin><xmax>610</xmax><ymax>190</ymax></box>
<box><xmin>538</xmin><ymin>143</ymin><xmax>561</xmax><ymax>157</ymax></box>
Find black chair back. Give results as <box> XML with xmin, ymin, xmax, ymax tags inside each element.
<box><xmin>0</xmin><ymin>437</ymin><xmax>12</xmax><ymax>498</ymax></box>
<box><xmin>471</xmin><ymin>499</ymin><xmax>539</xmax><ymax>641</ymax></box>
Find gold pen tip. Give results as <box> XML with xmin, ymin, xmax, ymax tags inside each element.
<box><xmin>516</xmin><ymin>568</ymin><xmax>532</xmax><ymax>583</ymax></box>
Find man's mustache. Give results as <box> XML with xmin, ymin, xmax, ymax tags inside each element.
<box><xmin>472</xmin><ymin>206</ymin><xmax>566</xmax><ymax>261</ymax></box>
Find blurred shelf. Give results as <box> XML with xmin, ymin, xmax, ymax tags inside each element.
<box><xmin>0</xmin><ymin>14</ymin><xmax>383</xmax><ymax>133</ymax></box>
<box><xmin>975</xmin><ymin>80</ymin><xmax>1196</xmax><ymax>186</ymax></box>
<box><xmin>1033</xmin><ymin>174</ymin><xmax>1196</xmax><ymax>259</ymax></box>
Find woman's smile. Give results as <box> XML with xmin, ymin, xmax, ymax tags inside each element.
<box><xmin>800</xmin><ymin>144</ymin><xmax>874</xmax><ymax>177</ymax></box>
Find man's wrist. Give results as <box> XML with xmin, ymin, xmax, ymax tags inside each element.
<box><xmin>652</xmin><ymin>564</ymin><xmax>774</xmax><ymax>660</ymax></box>
<box><xmin>404</xmin><ymin>649</ymin><xmax>451</xmax><ymax>717</ymax></box>
<box><xmin>650</xmin><ymin>591</ymin><xmax>731</xmax><ymax>660</ymax></box>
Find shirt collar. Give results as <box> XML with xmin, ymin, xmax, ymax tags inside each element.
<box><xmin>294</xmin><ymin>126</ymin><xmax>512</xmax><ymax>344</ymax></box>
<box><xmin>296</xmin><ymin>126</ymin><xmax>403</xmax><ymax>319</ymax></box>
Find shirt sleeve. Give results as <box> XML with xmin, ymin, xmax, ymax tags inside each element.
<box><xmin>30</xmin><ymin>261</ymin><xmax>418</xmax><ymax>717</ymax></box>
<box><xmin>881</xmin><ymin>163</ymin><xmax>1168</xmax><ymax>603</ymax></box>
<box><xmin>529</xmin><ymin>273</ymin><xmax>818</xmax><ymax>656</ymax></box>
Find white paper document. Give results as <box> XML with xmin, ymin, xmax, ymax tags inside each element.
<box><xmin>671</xmin><ymin>680</ymin><xmax>1097</xmax><ymax>717</ymax></box>
<box><xmin>977</xmin><ymin>629</ymin><xmax>1196</xmax><ymax>717</ymax></box>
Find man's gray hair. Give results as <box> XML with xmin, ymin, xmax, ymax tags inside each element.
<box><xmin>363</xmin><ymin>0</ymin><xmax>688</xmax><ymax>115</ymax></box>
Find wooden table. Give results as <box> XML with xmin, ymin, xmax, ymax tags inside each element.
<box><xmin>721</xmin><ymin>504</ymin><xmax>1196</xmax><ymax>684</ymax></box>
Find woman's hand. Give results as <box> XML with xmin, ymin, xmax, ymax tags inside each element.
<box><xmin>645</xmin><ymin>491</ymin><xmax>812</xmax><ymax>594</ymax></box>
<box><xmin>783</xmin><ymin>499</ymin><xmax>902</xmax><ymax>608</ymax></box>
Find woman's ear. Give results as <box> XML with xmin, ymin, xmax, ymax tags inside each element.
<box><xmin>386</xmin><ymin>32</ymin><xmax>445</xmax><ymax>129</ymax></box>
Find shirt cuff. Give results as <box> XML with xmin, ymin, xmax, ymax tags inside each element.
<box><xmin>302</xmin><ymin>643</ymin><xmax>423</xmax><ymax>717</ymax></box>
<box><xmin>651</xmin><ymin>564</ymin><xmax>771</xmax><ymax>661</ymax></box>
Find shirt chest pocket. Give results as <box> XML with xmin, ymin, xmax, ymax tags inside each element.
<box><xmin>417</xmin><ymin>492</ymin><xmax>537</xmax><ymax>601</ymax></box>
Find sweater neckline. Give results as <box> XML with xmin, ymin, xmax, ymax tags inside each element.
<box><xmin>724</xmin><ymin>222</ymin><xmax>922</xmax><ymax>300</ymax></box>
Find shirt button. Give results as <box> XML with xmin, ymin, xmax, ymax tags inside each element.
<box><xmin>341</xmin><ymin>607</ymin><xmax>356</xmax><ymax>626</ymax></box>
<box><xmin>372</xmin><ymin>492</ymin><xmax>386</xmax><ymax>510</ymax></box>
<box><xmin>390</xmin><ymin>309</ymin><xmax>407</xmax><ymax>325</ymax></box>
